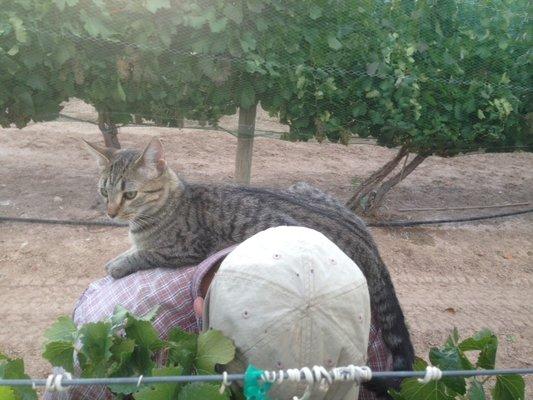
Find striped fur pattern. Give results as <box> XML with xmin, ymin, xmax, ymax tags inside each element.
<box><xmin>84</xmin><ymin>139</ymin><xmax>415</xmax><ymax>374</ymax></box>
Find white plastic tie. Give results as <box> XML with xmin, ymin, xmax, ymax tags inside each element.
<box><xmin>312</xmin><ymin>365</ymin><xmax>332</xmax><ymax>391</ymax></box>
<box><xmin>258</xmin><ymin>365</ymin><xmax>374</xmax><ymax>399</ymax></box>
<box><xmin>418</xmin><ymin>366</ymin><xmax>443</xmax><ymax>383</ymax></box>
<box><xmin>219</xmin><ymin>371</ymin><xmax>231</xmax><ymax>394</ymax></box>
<box><xmin>331</xmin><ymin>365</ymin><xmax>372</xmax><ymax>384</ymax></box>
<box><xmin>44</xmin><ymin>373</ymin><xmax>72</xmax><ymax>392</ymax></box>
<box><xmin>136</xmin><ymin>374</ymin><xmax>144</xmax><ymax>388</ymax></box>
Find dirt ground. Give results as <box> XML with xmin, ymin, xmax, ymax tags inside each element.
<box><xmin>1</xmin><ymin>101</ymin><xmax>532</xmax><ymax>396</ymax></box>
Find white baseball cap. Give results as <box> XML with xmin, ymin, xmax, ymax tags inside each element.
<box><xmin>203</xmin><ymin>226</ymin><xmax>370</xmax><ymax>399</ymax></box>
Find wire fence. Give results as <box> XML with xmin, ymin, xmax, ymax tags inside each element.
<box><xmin>2</xmin><ymin>366</ymin><xmax>533</xmax><ymax>388</ymax></box>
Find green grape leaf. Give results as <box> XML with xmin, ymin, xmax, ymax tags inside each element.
<box><xmin>394</xmin><ymin>378</ymin><xmax>455</xmax><ymax>400</ymax></box>
<box><xmin>0</xmin><ymin>357</ymin><xmax>37</xmax><ymax>400</ymax></box>
<box><xmin>468</xmin><ymin>380</ymin><xmax>486</xmax><ymax>400</ymax></box>
<box><xmin>141</xmin><ymin>306</ymin><xmax>160</xmax><ymax>322</ymax></box>
<box><xmin>42</xmin><ymin>341</ymin><xmax>75</xmax><ymax>373</ymax></box>
<box><xmin>44</xmin><ymin>316</ymin><xmax>77</xmax><ymax>343</ymax></box>
<box><xmin>180</xmin><ymin>382</ymin><xmax>229</xmax><ymax>400</ymax></box>
<box><xmin>429</xmin><ymin>346</ymin><xmax>470</xmax><ymax>395</ymax></box>
<box><xmin>458</xmin><ymin>329</ymin><xmax>497</xmax><ymax>369</ymax></box>
<box><xmin>209</xmin><ymin>18</ymin><xmax>228</xmax><ymax>33</ymax></box>
<box><xmin>9</xmin><ymin>16</ymin><xmax>27</xmax><ymax>43</ymax></box>
<box><xmin>109</xmin><ymin>338</ymin><xmax>135</xmax><ymax>371</ymax></box>
<box><xmin>240</xmin><ymin>82</ymin><xmax>256</xmax><ymax>109</ymax></box>
<box><xmin>445</xmin><ymin>328</ymin><xmax>460</xmax><ymax>347</ymax></box>
<box><xmin>0</xmin><ymin>387</ymin><xmax>16</xmax><ymax>400</ymax></box>
<box><xmin>7</xmin><ymin>46</ymin><xmax>19</xmax><ymax>56</ymax></box>
<box><xmin>124</xmin><ymin>316</ymin><xmax>163</xmax><ymax>374</ymax></box>
<box><xmin>352</xmin><ymin>103</ymin><xmax>367</xmax><ymax>117</ymax></box>
<box><xmin>79</xmin><ymin>322</ymin><xmax>113</xmax><ymax>377</ymax></box>
<box><xmin>167</xmin><ymin>328</ymin><xmax>197</xmax><ymax>373</ymax></box>
<box><xmin>125</xmin><ymin>318</ymin><xmax>162</xmax><ymax>351</ymax></box>
<box><xmin>195</xmin><ymin>330</ymin><xmax>235</xmax><ymax>374</ymax></box>
<box><xmin>413</xmin><ymin>357</ymin><xmax>428</xmax><ymax>371</ymax></box>
<box><xmin>107</xmin><ymin>338</ymin><xmax>137</xmax><ymax>394</ymax></box>
<box><xmin>492</xmin><ymin>375</ymin><xmax>525</xmax><ymax>400</ymax></box>
<box><xmin>223</xmin><ymin>4</ymin><xmax>243</xmax><ymax>24</ymax></box>
<box><xmin>145</xmin><ymin>0</ymin><xmax>171</xmax><ymax>13</ymax></box>
<box><xmin>309</xmin><ymin>5</ymin><xmax>323</xmax><ymax>20</ymax></box>
<box><xmin>81</xmin><ymin>11</ymin><xmax>111</xmax><ymax>37</ymax></box>
<box><xmin>327</xmin><ymin>35</ymin><xmax>342</xmax><ymax>50</ymax></box>
<box><xmin>388</xmin><ymin>389</ymin><xmax>406</xmax><ymax>400</ymax></box>
<box><xmin>134</xmin><ymin>366</ymin><xmax>183</xmax><ymax>400</ymax></box>
<box><xmin>240</xmin><ymin>33</ymin><xmax>257</xmax><ymax>52</ymax></box>
<box><xmin>111</xmin><ymin>305</ymin><xmax>160</xmax><ymax>328</ymax></box>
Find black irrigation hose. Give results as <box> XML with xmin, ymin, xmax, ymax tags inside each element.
<box><xmin>1</xmin><ymin>207</ymin><xmax>532</xmax><ymax>229</ymax></box>
<box><xmin>0</xmin><ymin>216</ymin><xmax>126</xmax><ymax>227</ymax></box>
<box><xmin>366</xmin><ymin>207</ymin><xmax>533</xmax><ymax>227</ymax></box>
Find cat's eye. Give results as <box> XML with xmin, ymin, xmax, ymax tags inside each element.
<box><xmin>124</xmin><ymin>191</ymin><xmax>137</xmax><ymax>200</ymax></box>
<box><xmin>100</xmin><ymin>187</ymin><xmax>108</xmax><ymax>197</ymax></box>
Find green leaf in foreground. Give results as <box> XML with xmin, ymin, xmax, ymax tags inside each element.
<box><xmin>459</xmin><ymin>329</ymin><xmax>498</xmax><ymax>369</ymax></box>
<box><xmin>393</xmin><ymin>379</ymin><xmax>455</xmax><ymax>400</ymax></box>
<box><xmin>43</xmin><ymin>316</ymin><xmax>77</xmax><ymax>343</ymax></box>
<box><xmin>125</xmin><ymin>318</ymin><xmax>162</xmax><ymax>350</ymax></box>
<box><xmin>167</xmin><ymin>328</ymin><xmax>197</xmax><ymax>373</ymax></box>
<box><xmin>0</xmin><ymin>387</ymin><xmax>16</xmax><ymax>400</ymax></box>
<box><xmin>429</xmin><ymin>346</ymin><xmax>470</xmax><ymax>395</ymax></box>
<box><xmin>134</xmin><ymin>366</ymin><xmax>183</xmax><ymax>400</ymax></box>
<box><xmin>106</xmin><ymin>338</ymin><xmax>137</xmax><ymax>394</ymax></box>
<box><xmin>78</xmin><ymin>322</ymin><xmax>113</xmax><ymax>377</ymax></box>
<box><xmin>389</xmin><ymin>358</ymin><xmax>455</xmax><ymax>400</ymax></box>
<box><xmin>0</xmin><ymin>356</ymin><xmax>37</xmax><ymax>400</ymax></box>
<box><xmin>492</xmin><ymin>375</ymin><xmax>525</xmax><ymax>400</ymax></box>
<box><xmin>43</xmin><ymin>341</ymin><xmax>75</xmax><ymax>373</ymax></box>
<box><xmin>195</xmin><ymin>330</ymin><xmax>235</xmax><ymax>374</ymax></box>
<box><xmin>468</xmin><ymin>380</ymin><xmax>486</xmax><ymax>400</ymax></box>
<box><xmin>180</xmin><ymin>382</ymin><xmax>230</xmax><ymax>400</ymax></box>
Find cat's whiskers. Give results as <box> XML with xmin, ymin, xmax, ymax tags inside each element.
<box><xmin>131</xmin><ymin>212</ymin><xmax>160</xmax><ymax>230</ymax></box>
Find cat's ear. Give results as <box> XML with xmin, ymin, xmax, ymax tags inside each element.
<box><xmin>82</xmin><ymin>140</ymin><xmax>113</xmax><ymax>170</ymax></box>
<box><xmin>135</xmin><ymin>138</ymin><xmax>167</xmax><ymax>179</ymax></box>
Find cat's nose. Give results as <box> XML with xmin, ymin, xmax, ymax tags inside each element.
<box><xmin>107</xmin><ymin>205</ymin><xmax>119</xmax><ymax>219</ymax></box>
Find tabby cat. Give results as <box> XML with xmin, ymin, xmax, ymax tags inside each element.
<box><xmin>83</xmin><ymin>138</ymin><xmax>414</xmax><ymax>376</ymax></box>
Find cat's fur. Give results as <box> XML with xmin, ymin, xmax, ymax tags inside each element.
<box><xmin>84</xmin><ymin>138</ymin><xmax>415</xmax><ymax>379</ymax></box>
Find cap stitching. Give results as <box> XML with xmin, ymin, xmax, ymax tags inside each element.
<box><xmin>212</xmin><ymin>274</ymin><xmax>369</xmax><ymax>354</ymax></box>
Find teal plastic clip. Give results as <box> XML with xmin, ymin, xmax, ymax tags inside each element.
<box><xmin>244</xmin><ymin>364</ymin><xmax>272</xmax><ymax>400</ymax></box>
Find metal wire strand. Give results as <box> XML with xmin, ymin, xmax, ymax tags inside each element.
<box><xmin>1</xmin><ymin>368</ymin><xmax>532</xmax><ymax>388</ymax></box>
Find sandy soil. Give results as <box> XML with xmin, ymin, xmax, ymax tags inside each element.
<box><xmin>0</xmin><ymin>101</ymin><xmax>532</xmax><ymax>396</ymax></box>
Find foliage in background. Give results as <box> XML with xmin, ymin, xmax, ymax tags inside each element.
<box><xmin>390</xmin><ymin>328</ymin><xmax>525</xmax><ymax>400</ymax></box>
<box><xmin>259</xmin><ymin>0</ymin><xmax>532</xmax><ymax>156</ymax></box>
<box><xmin>1</xmin><ymin>0</ymin><xmax>530</xmax><ymax>149</ymax></box>
<box><xmin>0</xmin><ymin>1</ymin><xmax>72</xmax><ymax>128</ymax></box>
<box><xmin>1</xmin><ymin>0</ymin><xmax>531</xmax><ymax>205</ymax></box>
<box><xmin>42</xmin><ymin>306</ymin><xmax>235</xmax><ymax>400</ymax></box>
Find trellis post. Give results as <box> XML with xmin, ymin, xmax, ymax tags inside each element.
<box><xmin>234</xmin><ymin>105</ymin><xmax>257</xmax><ymax>185</ymax></box>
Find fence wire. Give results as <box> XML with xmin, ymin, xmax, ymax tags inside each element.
<box><xmin>1</xmin><ymin>367</ymin><xmax>532</xmax><ymax>388</ymax></box>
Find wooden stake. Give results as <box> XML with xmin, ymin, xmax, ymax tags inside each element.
<box><xmin>235</xmin><ymin>105</ymin><xmax>257</xmax><ymax>185</ymax></box>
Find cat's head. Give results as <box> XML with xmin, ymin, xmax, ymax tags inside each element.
<box><xmin>83</xmin><ymin>138</ymin><xmax>174</xmax><ymax>222</ymax></box>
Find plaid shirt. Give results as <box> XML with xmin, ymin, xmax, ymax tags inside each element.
<box><xmin>43</xmin><ymin>247</ymin><xmax>392</xmax><ymax>400</ymax></box>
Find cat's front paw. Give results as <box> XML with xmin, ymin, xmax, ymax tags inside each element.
<box><xmin>105</xmin><ymin>257</ymin><xmax>134</xmax><ymax>279</ymax></box>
